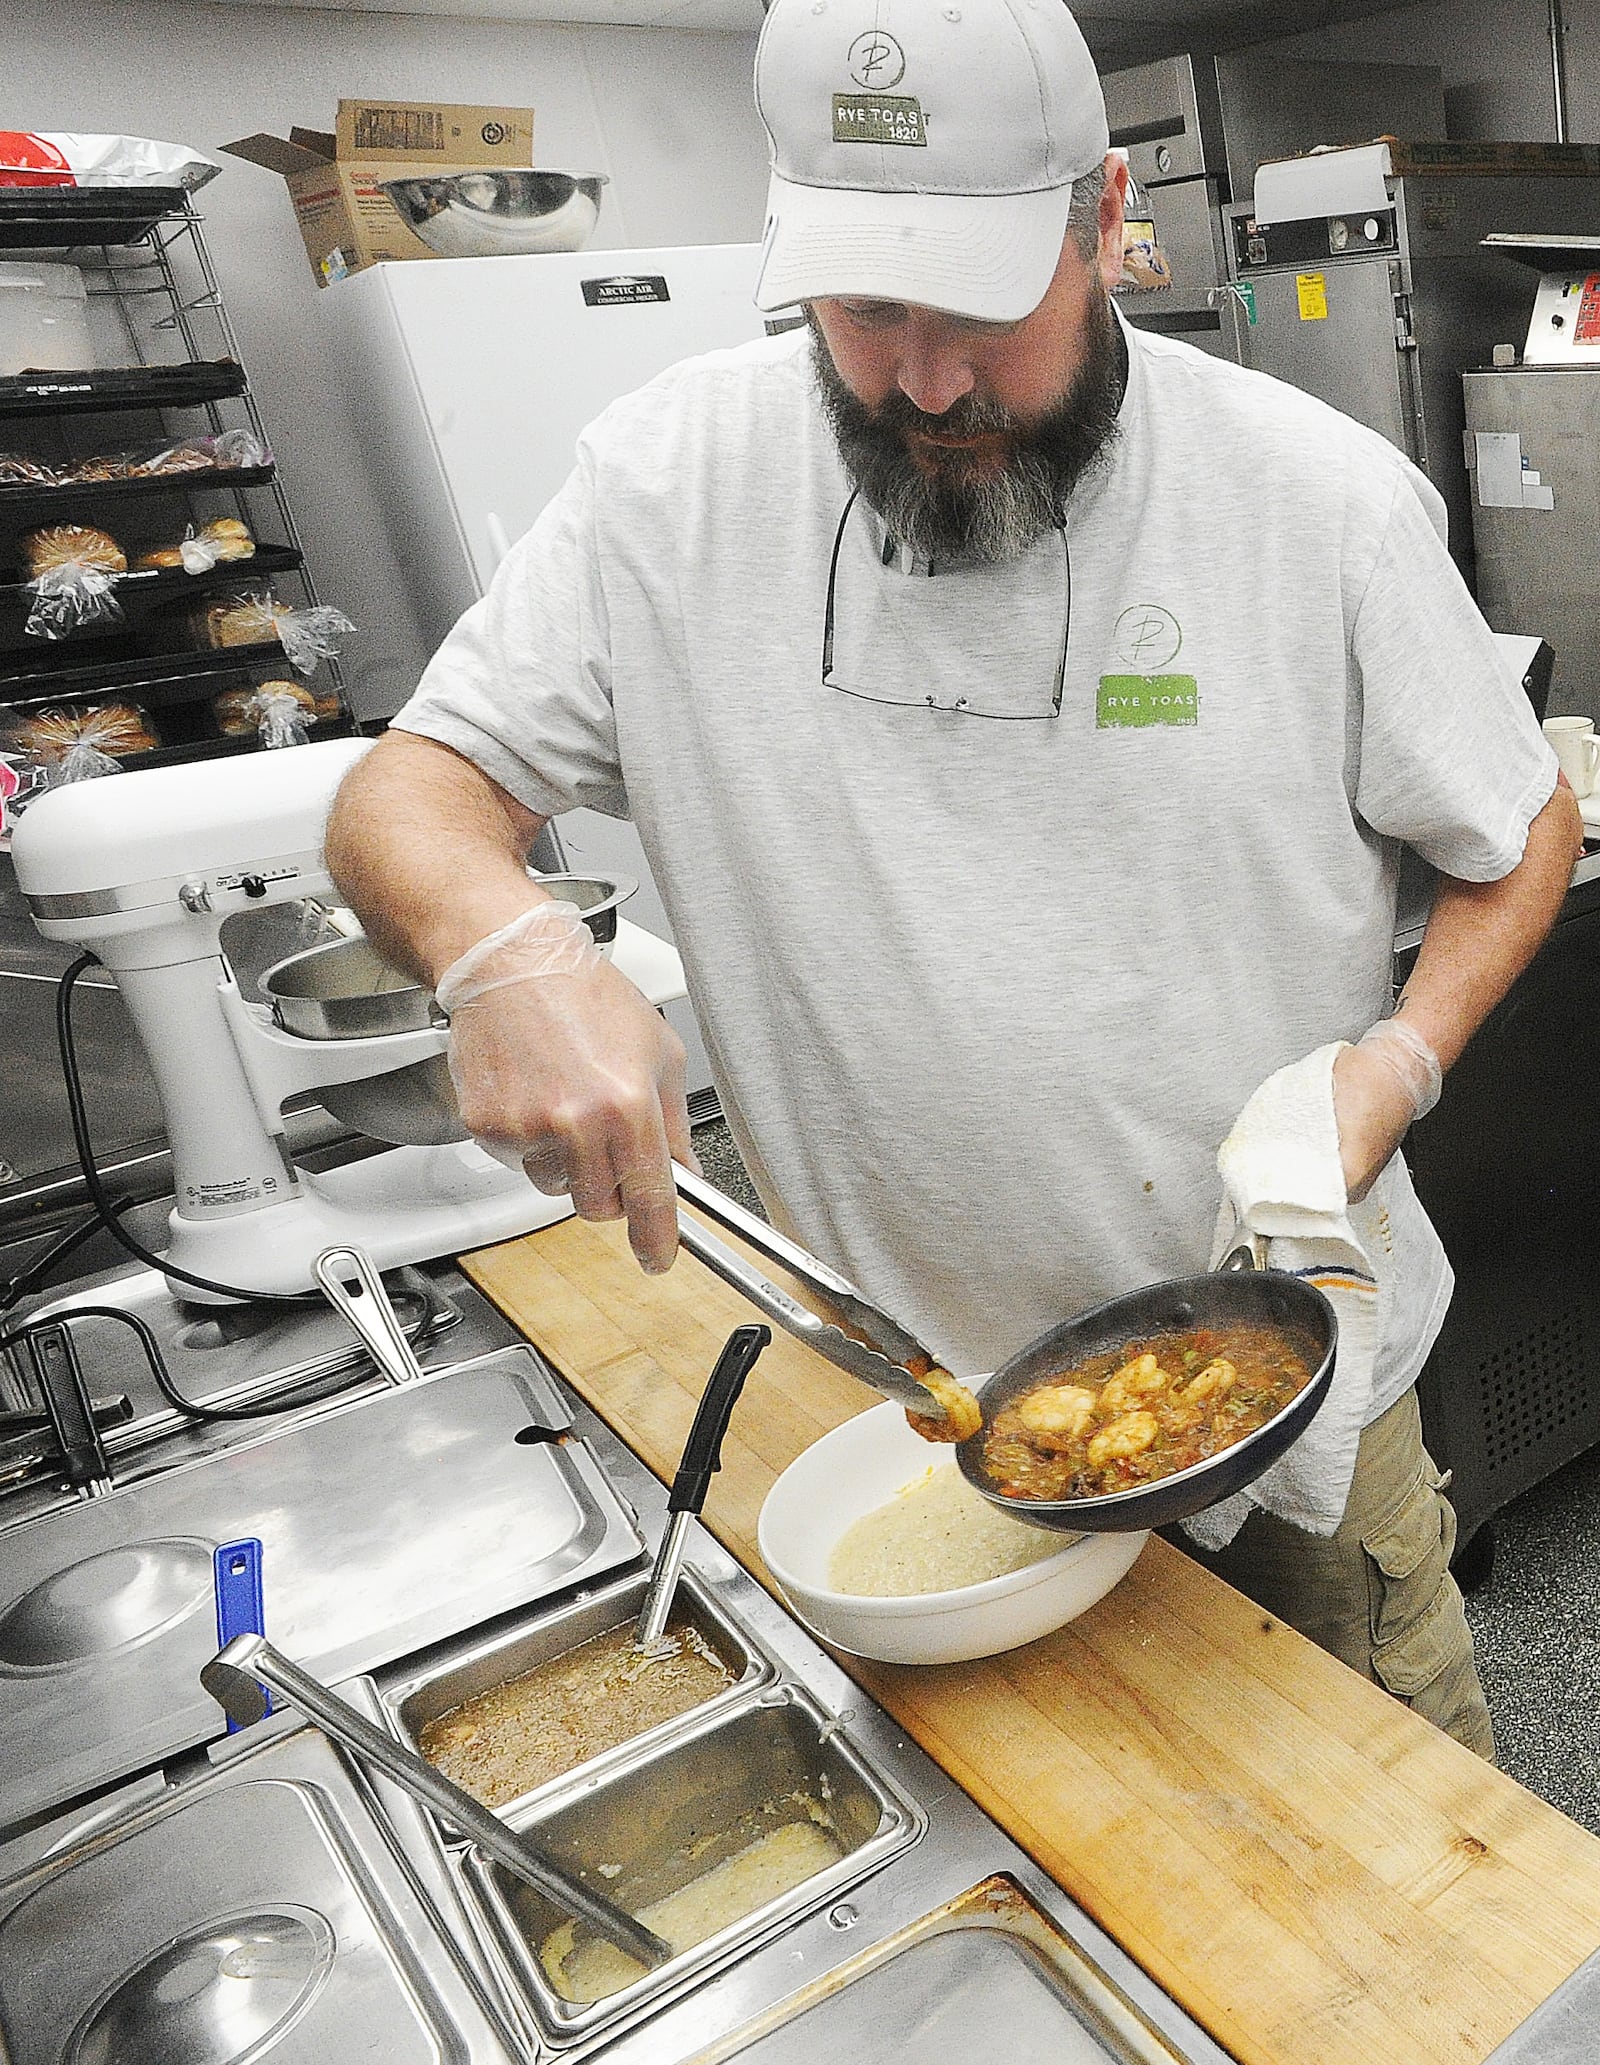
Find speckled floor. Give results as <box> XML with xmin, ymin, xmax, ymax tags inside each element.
<box><xmin>1462</xmin><ymin>1451</ymin><xmax>1600</xmax><ymax>1832</ymax></box>
<box><xmin>689</xmin><ymin>1117</ymin><xmax>763</xmax><ymax>1218</ymax></box>
<box><xmin>688</xmin><ymin>1115</ymin><xmax>1600</xmax><ymax>1834</ymax></box>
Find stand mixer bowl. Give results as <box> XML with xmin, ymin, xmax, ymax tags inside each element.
<box><xmin>258</xmin><ymin>875</ymin><xmax>634</xmax><ymax>1148</ymax></box>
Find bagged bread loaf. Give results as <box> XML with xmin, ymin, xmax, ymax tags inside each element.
<box><xmin>20</xmin><ymin>525</ymin><xmax>127</xmax><ymax>639</ymax></box>
<box><xmin>134</xmin><ymin>517</ymin><xmax>254</xmax><ymax>574</ymax></box>
<box><xmin>3</xmin><ymin>700</ymin><xmax>157</xmax><ymax>783</ymax></box>
<box><xmin>21</xmin><ymin>524</ymin><xmax>125</xmax><ymax>577</ymax></box>
<box><xmin>212</xmin><ymin>678</ymin><xmax>341</xmax><ymax>745</ymax></box>
<box><xmin>193</xmin><ymin>586</ymin><xmax>353</xmax><ymax>673</ymax></box>
<box><xmin>193</xmin><ymin>588</ymin><xmax>279</xmax><ymax>650</ymax></box>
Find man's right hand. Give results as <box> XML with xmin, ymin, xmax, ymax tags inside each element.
<box><xmin>444</xmin><ymin>936</ymin><xmax>697</xmax><ymax>1275</ymax></box>
<box><xmin>324</xmin><ymin>735</ymin><xmax>698</xmax><ymax>1274</ymax></box>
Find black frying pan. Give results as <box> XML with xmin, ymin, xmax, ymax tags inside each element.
<box><xmin>956</xmin><ymin>1261</ymin><xmax>1339</xmax><ymax>1533</ymax></box>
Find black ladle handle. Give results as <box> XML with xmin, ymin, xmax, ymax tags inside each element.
<box><xmin>27</xmin><ymin>1320</ymin><xmax>111</xmax><ymax>1493</ymax></box>
<box><xmin>669</xmin><ymin>1324</ymin><xmax>770</xmax><ymax>1515</ymax></box>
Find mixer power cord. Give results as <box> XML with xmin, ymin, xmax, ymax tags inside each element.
<box><xmin>36</xmin><ymin>953</ymin><xmax>382</xmax><ymax>1422</ymax></box>
<box><xmin>0</xmin><ymin>1194</ymin><xmax>142</xmax><ymax>1316</ymax></box>
<box><xmin>0</xmin><ymin>1301</ymin><xmax>366</xmax><ymax>1424</ymax></box>
<box><xmin>57</xmin><ymin>952</ymin><xmax>312</xmax><ymax>1306</ymax></box>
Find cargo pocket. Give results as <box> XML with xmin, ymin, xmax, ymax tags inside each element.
<box><xmin>1363</xmin><ymin>1464</ymin><xmax>1463</xmax><ymax>1698</ymax></box>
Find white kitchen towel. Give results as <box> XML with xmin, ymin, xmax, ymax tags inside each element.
<box><xmin>1180</xmin><ymin>1042</ymin><xmax>1382</xmax><ymax>1552</ymax></box>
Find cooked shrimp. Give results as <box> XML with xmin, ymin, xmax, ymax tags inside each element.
<box><xmin>1086</xmin><ymin>1410</ymin><xmax>1159</xmax><ymax>1470</ymax></box>
<box><xmin>1097</xmin><ymin>1353</ymin><xmax>1171</xmax><ymax>1418</ymax></box>
<box><xmin>906</xmin><ymin>1369</ymin><xmax>984</xmax><ymax>1445</ymax></box>
<box><xmin>1179</xmin><ymin>1358</ymin><xmax>1237</xmax><ymax>1404</ymax></box>
<box><xmin>1014</xmin><ymin>1384</ymin><xmax>1097</xmax><ymax>1450</ymax></box>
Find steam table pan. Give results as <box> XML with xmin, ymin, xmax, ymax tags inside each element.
<box><xmin>383</xmin><ymin>1562</ymin><xmax>773</xmax><ymax>1821</ymax></box>
<box><xmin>692</xmin><ymin>1874</ymin><xmax>1198</xmax><ymax>2064</ymax></box>
<box><xmin>467</xmin><ymin>1684</ymin><xmax>923</xmax><ymax>2050</ymax></box>
<box><xmin>0</xmin><ymin>1343</ymin><xmax>640</xmax><ymax>1828</ymax></box>
<box><xmin>0</xmin><ymin>1719</ymin><xmax>521</xmax><ymax>2065</ymax></box>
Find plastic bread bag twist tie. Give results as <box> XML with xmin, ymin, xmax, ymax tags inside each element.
<box><xmin>180</xmin><ymin>526</ymin><xmax>221</xmax><ymax>575</ymax></box>
<box><xmin>268</xmin><ymin>600</ymin><xmax>355</xmax><ymax>675</ymax></box>
<box><xmin>178</xmin><ymin>519</ymin><xmax>255</xmax><ymax>574</ymax></box>
<box><xmin>251</xmin><ymin>684</ymin><xmax>313</xmax><ymax>750</ymax></box>
<box><xmin>25</xmin><ymin>560</ymin><xmax>126</xmax><ymax>640</ymax></box>
<box><xmin>54</xmin><ymin>735</ymin><xmax>124</xmax><ymax>784</ymax></box>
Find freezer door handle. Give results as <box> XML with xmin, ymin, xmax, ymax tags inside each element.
<box><xmin>485</xmin><ymin>511</ymin><xmax>512</xmax><ymax>572</ymax></box>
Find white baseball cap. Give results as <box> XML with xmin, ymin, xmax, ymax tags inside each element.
<box><xmin>753</xmin><ymin>0</ymin><xmax>1110</xmax><ymax>323</ymax></box>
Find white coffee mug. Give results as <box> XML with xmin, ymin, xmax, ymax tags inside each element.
<box><xmin>1543</xmin><ymin>715</ymin><xmax>1600</xmax><ymax>798</ymax></box>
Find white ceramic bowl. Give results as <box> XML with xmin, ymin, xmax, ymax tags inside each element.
<box><xmin>757</xmin><ymin>1402</ymin><xmax>1148</xmax><ymax>1666</ymax></box>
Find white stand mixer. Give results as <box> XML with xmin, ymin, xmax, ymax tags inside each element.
<box><xmin>11</xmin><ymin>738</ymin><xmax>686</xmax><ymax>1298</ymax></box>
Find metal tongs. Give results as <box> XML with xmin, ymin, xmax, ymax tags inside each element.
<box><xmin>671</xmin><ymin>1162</ymin><xmax>954</xmax><ymax>1427</ymax></box>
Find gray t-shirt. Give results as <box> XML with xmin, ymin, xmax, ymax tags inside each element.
<box><xmin>394</xmin><ymin>322</ymin><xmax>1557</xmax><ymax>1414</ymax></box>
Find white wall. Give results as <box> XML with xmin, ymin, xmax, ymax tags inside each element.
<box><xmin>5</xmin><ymin>0</ymin><xmax>768</xmax><ymax>716</ymax></box>
<box><xmin>1244</xmin><ymin>0</ymin><xmax>1600</xmax><ymax>144</ymax></box>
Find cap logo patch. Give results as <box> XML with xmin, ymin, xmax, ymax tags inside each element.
<box><xmin>833</xmin><ymin>94</ymin><xmax>927</xmax><ymax>146</ymax></box>
<box><xmin>847</xmin><ymin>31</ymin><xmax>906</xmax><ymax>88</ymax></box>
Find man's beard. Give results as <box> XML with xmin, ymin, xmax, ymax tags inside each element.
<box><xmin>811</xmin><ymin>289</ymin><xmax>1127</xmax><ymax>566</ymax></box>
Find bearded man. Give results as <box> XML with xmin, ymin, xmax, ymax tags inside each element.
<box><xmin>326</xmin><ymin>0</ymin><xmax>1578</xmax><ymax>1755</ymax></box>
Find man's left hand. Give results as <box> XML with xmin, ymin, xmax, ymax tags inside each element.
<box><xmin>1331</xmin><ymin>1040</ymin><xmax>1419</xmax><ymax>1203</ymax></box>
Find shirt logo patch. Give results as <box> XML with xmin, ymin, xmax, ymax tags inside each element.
<box><xmin>833</xmin><ymin>94</ymin><xmax>927</xmax><ymax>146</ymax></box>
<box><xmin>1097</xmin><ymin>677</ymin><xmax>1199</xmax><ymax>727</ymax></box>
<box><xmin>1098</xmin><ymin>604</ymin><xmax>1197</xmax><ymax>727</ymax></box>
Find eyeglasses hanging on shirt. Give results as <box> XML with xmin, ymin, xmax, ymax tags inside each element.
<box><xmin>821</xmin><ymin>487</ymin><xmax>1071</xmax><ymax>722</ymax></box>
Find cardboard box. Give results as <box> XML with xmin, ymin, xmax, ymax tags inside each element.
<box><xmin>222</xmin><ymin>99</ymin><xmax>534</xmax><ymax>287</ymax></box>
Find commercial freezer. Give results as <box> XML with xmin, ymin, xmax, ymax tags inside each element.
<box><xmin>315</xmin><ymin>243</ymin><xmax>774</xmax><ymax>1109</ymax></box>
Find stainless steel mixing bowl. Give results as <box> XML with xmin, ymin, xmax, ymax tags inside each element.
<box><xmin>531</xmin><ymin>873</ymin><xmax>636</xmax><ymax>948</ymax></box>
<box><xmin>256</xmin><ymin>875</ymin><xmax>635</xmax><ymax>1148</ymax></box>
<box><xmin>261</xmin><ymin>936</ymin><xmax>435</xmax><ymax>1042</ymax></box>
<box><xmin>381</xmin><ymin>171</ymin><xmax>608</xmax><ymax>257</ymax></box>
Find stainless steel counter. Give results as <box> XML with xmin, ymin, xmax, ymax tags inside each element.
<box><xmin>0</xmin><ymin>1258</ymin><xmax>1235</xmax><ymax>2063</ymax></box>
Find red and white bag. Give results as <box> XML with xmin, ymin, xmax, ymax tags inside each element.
<box><xmin>0</xmin><ymin>133</ymin><xmax>218</xmax><ymax>191</ymax></box>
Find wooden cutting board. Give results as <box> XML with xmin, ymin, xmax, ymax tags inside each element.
<box><xmin>462</xmin><ymin>1216</ymin><xmax>1600</xmax><ymax>2065</ymax></box>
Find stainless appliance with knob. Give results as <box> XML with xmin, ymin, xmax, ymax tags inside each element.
<box><xmin>1102</xmin><ymin>53</ymin><xmax>1445</xmax><ymax>362</ymax></box>
<box><xmin>1226</xmin><ymin>145</ymin><xmax>1600</xmax><ymax>581</ymax></box>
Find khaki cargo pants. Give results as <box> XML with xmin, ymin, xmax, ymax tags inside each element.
<box><xmin>1175</xmin><ymin>1389</ymin><xmax>1496</xmax><ymax>1759</ymax></box>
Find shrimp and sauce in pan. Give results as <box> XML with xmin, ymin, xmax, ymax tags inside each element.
<box><xmin>981</xmin><ymin>1324</ymin><xmax>1314</xmax><ymax>1502</ymax></box>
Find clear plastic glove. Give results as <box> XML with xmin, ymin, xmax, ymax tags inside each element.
<box><xmin>1331</xmin><ymin>1016</ymin><xmax>1442</xmax><ymax>1203</ymax></box>
<box><xmin>437</xmin><ymin>901</ymin><xmax>700</xmax><ymax>1273</ymax></box>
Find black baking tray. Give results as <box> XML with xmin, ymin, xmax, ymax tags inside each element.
<box><xmin>0</xmin><ymin>640</ymin><xmax>291</xmax><ymax>705</ymax></box>
<box><xmin>0</xmin><ymin>542</ymin><xmax>301</xmax><ymax>605</ymax></box>
<box><xmin>0</xmin><ymin>466</ymin><xmax>275</xmax><ymax>512</ymax></box>
<box><xmin>0</xmin><ymin>360</ymin><xmax>248</xmax><ymax>420</ymax></box>
<box><xmin>0</xmin><ymin>187</ymin><xmax>191</xmax><ymax>249</ymax></box>
<box><xmin>128</xmin><ymin>720</ymin><xmax>353</xmax><ymax>770</ymax></box>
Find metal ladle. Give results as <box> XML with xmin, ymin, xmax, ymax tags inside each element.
<box><xmin>202</xmin><ymin>1633</ymin><xmax>671</xmax><ymax>1972</ymax></box>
